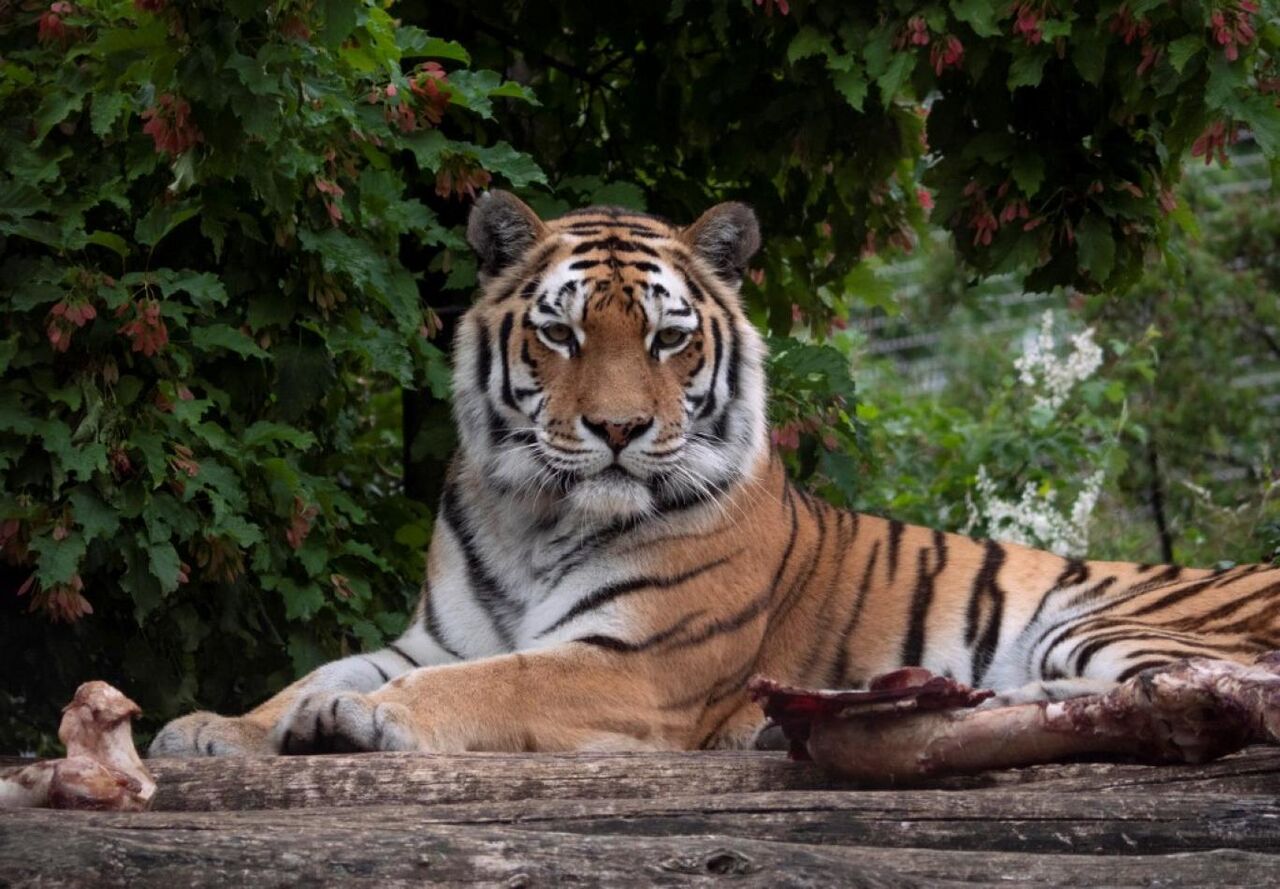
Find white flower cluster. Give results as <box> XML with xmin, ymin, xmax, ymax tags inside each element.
<box><xmin>965</xmin><ymin>466</ymin><xmax>1106</xmax><ymax>557</ymax></box>
<box><xmin>1013</xmin><ymin>311</ymin><xmax>1104</xmax><ymax>414</ymax></box>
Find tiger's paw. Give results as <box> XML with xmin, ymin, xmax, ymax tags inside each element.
<box><xmin>148</xmin><ymin>711</ymin><xmax>273</xmax><ymax>758</ymax></box>
<box><xmin>272</xmin><ymin>691</ymin><xmax>423</xmax><ymax>755</ymax></box>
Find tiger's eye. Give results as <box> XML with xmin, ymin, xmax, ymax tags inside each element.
<box><xmin>655</xmin><ymin>328</ymin><xmax>689</xmax><ymax>348</ymax></box>
<box><xmin>542</xmin><ymin>323</ymin><xmax>575</xmax><ymax>344</ymax></box>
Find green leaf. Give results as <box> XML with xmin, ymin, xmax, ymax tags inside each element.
<box><xmin>1234</xmin><ymin>95</ymin><xmax>1280</xmax><ymax>159</ymax></box>
<box><xmin>243</xmin><ymin>421</ymin><xmax>318</xmax><ymax>452</ymax></box>
<box><xmin>1008</xmin><ymin>50</ymin><xmax>1049</xmax><ymax>90</ymax></box>
<box><xmin>89</xmin><ymin>92</ymin><xmax>130</xmax><ymax>137</ymax></box>
<box><xmin>0</xmin><ymin>337</ymin><xmax>16</xmax><ymax>376</ymax></box>
<box><xmin>876</xmin><ymin>53</ymin><xmax>914</xmax><ymax>102</ymax></box>
<box><xmin>319</xmin><ymin>0</ymin><xmax>360</xmax><ymax>49</ymax></box>
<box><xmin>163</xmin><ymin>271</ymin><xmax>228</xmax><ymax>308</ymax></box>
<box><xmin>469</xmin><ymin>141</ymin><xmax>546</xmax><ymax>188</ymax></box>
<box><xmin>588</xmin><ymin>181</ymin><xmax>647</xmax><ymax>210</ymax></box>
<box><xmin>399</xmin><ymin>28</ymin><xmax>471</xmax><ymax>63</ymax></box>
<box><xmin>950</xmin><ymin>0</ymin><xmax>1001</xmax><ymax>37</ymax></box>
<box><xmin>1072</xmin><ymin>28</ymin><xmax>1107</xmax><ymax>85</ymax></box>
<box><xmin>32</xmin><ymin>532</ymin><xmax>86</xmax><ymax>587</ymax></box>
<box><xmin>281</xmin><ymin>579</ymin><xmax>326</xmax><ymax>620</ymax></box>
<box><xmin>135</xmin><ymin>201</ymin><xmax>199</xmax><ymax>248</ymax></box>
<box><xmin>1012</xmin><ymin>154</ymin><xmax>1045</xmax><ymax>197</ymax></box>
<box><xmin>787</xmin><ymin>26</ymin><xmax>832</xmax><ymax>64</ymax></box>
<box><xmin>1076</xmin><ymin>214</ymin><xmax>1116</xmax><ymax>284</ymax></box>
<box><xmin>146</xmin><ymin>540</ymin><xmax>184</xmax><ymax>594</ymax></box>
<box><xmin>68</xmin><ymin>488</ymin><xmax>121</xmax><ymax>543</ymax></box>
<box><xmin>273</xmin><ymin>342</ymin><xmax>336</xmax><ymax>422</ymax></box>
<box><xmin>192</xmin><ymin>324</ymin><xmax>270</xmax><ymax>360</ymax></box>
<box><xmin>33</xmin><ymin>90</ymin><xmax>85</xmax><ymax>141</ymax></box>
<box><xmin>1166</xmin><ymin>35</ymin><xmax>1201</xmax><ymax>74</ymax></box>
<box><xmin>85</xmin><ymin>231</ymin><xmax>129</xmax><ymax>258</ymax></box>
<box><xmin>832</xmin><ymin>68</ymin><xmax>869</xmax><ymax>111</ymax></box>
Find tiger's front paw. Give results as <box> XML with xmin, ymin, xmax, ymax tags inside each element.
<box><xmin>148</xmin><ymin>712</ymin><xmax>273</xmax><ymax>758</ymax></box>
<box><xmin>272</xmin><ymin>691</ymin><xmax>423</xmax><ymax>755</ymax></box>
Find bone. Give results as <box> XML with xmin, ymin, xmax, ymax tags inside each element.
<box><xmin>750</xmin><ymin>654</ymin><xmax>1280</xmax><ymax>784</ymax></box>
<box><xmin>0</xmin><ymin>681</ymin><xmax>155</xmax><ymax>811</ymax></box>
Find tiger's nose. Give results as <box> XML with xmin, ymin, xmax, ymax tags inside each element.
<box><xmin>582</xmin><ymin>415</ymin><xmax>654</xmax><ymax>453</ymax></box>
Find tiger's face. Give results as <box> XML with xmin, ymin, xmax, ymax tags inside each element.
<box><xmin>455</xmin><ymin>192</ymin><xmax>767</xmax><ymax>523</ymax></box>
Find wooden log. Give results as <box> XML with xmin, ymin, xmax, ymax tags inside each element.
<box><xmin>138</xmin><ymin>746</ymin><xmax>1280</xmax><ymax>811</ymax></box>
<box><xmin>1</xmin><ymin>807</ymin><xmax>1276</xmax><ymax>888</ymax></box>
<box><xmin>4</xmin><ymin>788</ymin><xmax>1278</xmax><ymax>856</ymax></box>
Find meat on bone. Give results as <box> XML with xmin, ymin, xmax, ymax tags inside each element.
<box><xmin>750</xmin><ymin>653</ymin><xmax>1280</xmax><ymax>784</ymax></box>
<box><xmin>0</xmin><ymin>681</ymin><xmax>155</xmax><ymax>811</ymax></box>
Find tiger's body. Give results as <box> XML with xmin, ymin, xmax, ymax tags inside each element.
<box><xmin>150</xmin><ymin>194</ymin><xmax>1280</xmax><ymax>757</ymax></box>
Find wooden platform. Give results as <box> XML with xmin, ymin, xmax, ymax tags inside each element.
<box><xmin>3</xmin><ymin>747</ymin><xmax>1280</xmax><ymax>886</ymax></box>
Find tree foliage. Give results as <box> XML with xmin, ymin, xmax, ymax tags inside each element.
<box><xmin>2</xmin><ymin>0</ymin><xmax>1278</xmax><ymax>752</ymax></box>
<box><xmin>0</xmin><ymin>0</ymin><xmax>540</xmax><ymax>750</ymax></box>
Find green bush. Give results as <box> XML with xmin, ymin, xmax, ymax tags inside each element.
<box><xmin>0</xmin><ymin>0</ymin><xmax>541</xmax><ymax>752</ymax></box>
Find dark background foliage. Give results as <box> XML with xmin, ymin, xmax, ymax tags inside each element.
<box><xmin>2</xmin><ymin>0</ymin><xmax>1277</xmax><ymax>753</ymax></box>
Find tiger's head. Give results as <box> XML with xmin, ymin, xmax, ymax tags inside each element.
<box><xmin>454</xmin><ymin>191</ymin><xmax>768</xmax><ymax>523</ymax></box>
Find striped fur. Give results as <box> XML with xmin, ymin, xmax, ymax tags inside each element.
<box><xmin>150</xmin><ymin>195</ymin><xmax>1280</xmax><ymax>757</ymax></box>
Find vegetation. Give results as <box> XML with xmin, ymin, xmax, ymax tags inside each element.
<box><xmin>2</xmin><ymin>0</ymin><xmax>1277</xmax><ymax>752</ymax></box>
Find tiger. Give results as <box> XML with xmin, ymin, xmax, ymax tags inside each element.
<box><xmin>150</xmin><ymin>191</ymin><xmax>1280</xmax><ymax>757</ymax></box>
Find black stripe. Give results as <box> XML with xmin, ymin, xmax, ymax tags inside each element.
<box><xmin>1116</xmin><ymin>659</ymin><xmax>1172</xmax><ymax>682</ymax></box>
<box><xmin>365</xmin><ymin>658</ymin><xmax>391</xmax><ymax>683</ymax></box>
<box><xmin>494</xmin><ymin>243</ymin><xmax>558</xmax><ymax>304</ymax></box>
<box><xmin>1125</xmin><ymin>577</ymin><xmax>1221</xmax><ymax>618</ymax></box>
<box><xmin>574</xmin><ymin>609</ymin><xmax>707</xmax><ymax>654</ymax></box>
<box><xmin>386</xmin><ymin>642</ymin><xmax>421</xmax><ymax>669</ymax></box>
<box><xmin>964</xmin><ymin>540</ymin><xmax>1006</xmax><ymax>683</ymax></box>
<box><xmin>797</xmin><ymin>512</ymin><xmax>859</xmax><ymax>684</ymax></box>
<box><xmin>769</xmin><ymin>492</ymin><xmax>828</xmax><ymax>630</ymax></box>
<box><xmin>570</xmin><ymin>236</ymin><xmax>659</xmax><ymax>257</ymax></box>
<box><xmin>441</xmin><ymin>482</ymin><xmax>519</xmax><ymax>650</ymax></box>
<box><xmin>538</xmin><ymin>553</ymin><xmax>737</xmax><ymax>638</ymax></box>
<box><xmin>766</xmin><ymin>484</ymin><xmax>801</xmax><ymax>601</ymax></box>
<box><xmin>699</xmin><ymin>318</ymin><xmax>723</xmax><ymax>419</ymax></box>
<box><xmin>886</xmin><ymin>520</ymin><xmax>905</xmax><ymax>581</ymax></box>
<box><xmin>498</xmin><ymin>312</ymin><xmax>518</xmax><ymax>411</ymax></box>
<box><xmin>1062</xmin><ymin>576</ymin><xmax>1118</xmax><ymax>609</ymax></box>
<box><xmin>832</xmin><ymin>540</ymin><xmax>881</xmax><ymax>686</ymax></box>
<box><xmin>1167</xmin><ymin>578</ymin><xmax>1280</xmax><ymax>630</ymax></box>
<box><xmin>474</xmin><ymin>321</ymin><xmax>492</xmax><ymax>391</ymax></box>
<box><xmin>660</xmin><ymin>590</ymin><xmax>773</xmax><ymax>654</ymax></box>
<box><xmin>420</xmin><ymin>582</ymin><xmax>464</xmax><ymax>660</ymax></box>
<box><xmin>1024</xmin><ymin>556</ymin><xmax>1087</xmax><ymax>628</ymax></box>
<box><xmin>901</xmin><ymin>530</ymin><xmax>948</xmax><ymax>668</ymax></box>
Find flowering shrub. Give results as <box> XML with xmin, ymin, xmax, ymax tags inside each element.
<box><xmin>0</xmin><ymin>1</ymin><xmax>540</xmax><ymax>750</ymax></box>
<box><xmin>1013</xmin><ymin>311</ymin><xmax>1105</xmax><ymax>415</ymax></box>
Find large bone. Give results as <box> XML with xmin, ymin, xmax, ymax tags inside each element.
<box><xmin>750</xmin><ymin>653</ymin><xmax>1280</xmax><ymax>784</ymax></box>
<box><xmin>0</xmin><ymin>681</ymin><xmax>155</xmax><ymax>810</ymax></box>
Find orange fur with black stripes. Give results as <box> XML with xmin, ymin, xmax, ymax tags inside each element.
<box><xmin>151</xmin><ymin>194</ymin><xmax>1280</xmax><ymax>757</ymax></box>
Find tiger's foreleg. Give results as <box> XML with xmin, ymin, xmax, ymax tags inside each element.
<box><xmin>147</xmin><ymin>631</ymin><xmax>451</xmax><ymax>757</ymax></box>
<box><xmin>271</xmin><ymin>644</ymin><xmax>690</xmax><ymax>754</ymax></box>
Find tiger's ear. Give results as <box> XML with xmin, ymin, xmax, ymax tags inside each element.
<box><xmin>467</xmin><ymin>190</ymin><xmax>548</xmax><ymax>279</ymax></box>
<box><xmin>682</xmin><ymin>202</ymin><xmax>761</xmax><ymax>285</ymax></box>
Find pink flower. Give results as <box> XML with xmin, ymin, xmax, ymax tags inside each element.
<box><xmin>435</xmin><ymin>157</ymin><xmax>492</xmax><ymax>201</ymax></box>
<box><xmin>917</xmin><ymin>188</ymin><xmax>934</xmax><ymax>211</ymax></box>
<box><xmin>37</xmin><ymin>3</ymin><xmax>73</xmax><ymax>45</ymax></box>
<box><xmin>141</xmin><ymin>95</ymin><xmax>203</xmax><ymax>158</ymax></box>
<box><xmin>118</xmin><ymin>299</ymin><xmax>169</xmax><ymax>356</ymax></box>
<box><xmin>286</xmin><ymin>496</ymin><xmax>319</xmax><ymax>550</ymax></box>
<box><xmin>930</xmin><ymin>36</ymin><xmax>964</xmax><ymax>75</ymax></box>
<box><xmin>1010</xmin><ymin>1</ymin><xmax>1051</xmax><ymax>45</ymax></box>
<box><xmin>752</xmin><ymin>0</ymin><xmax>790</xmax><ymax>16</ymax></box>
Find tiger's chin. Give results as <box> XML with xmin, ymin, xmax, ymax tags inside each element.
<box><xmin>566</xmin><ymin>472</ymin><xmax>655</xmax><ymax>523</ymax></box>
